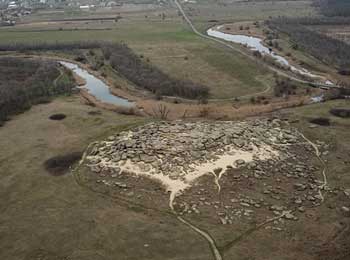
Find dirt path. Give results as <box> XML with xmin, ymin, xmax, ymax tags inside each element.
<box><xmin>168</xmin><ymin>189</ymin><xmax>223</xmax><ymax>260</ymax></box>
<box><xmin>175</xmin><ymin>213</ymin><xmax>223</xmax><ymax>260</ymax></box>
<box><xmin>53</xmin><ymin>67</ymin><xmax>65</xmax><ymax>87</ymax></box>
<box><xmin>298</xmin><ymin>132</ymin><xmax>328</xmax><ymax>202</ymax></box>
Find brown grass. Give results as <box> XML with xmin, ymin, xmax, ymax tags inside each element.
<box><xmin>137</xmin><ymin>96</ymin><xmax>309</xmax><ymax>120</ymax></box>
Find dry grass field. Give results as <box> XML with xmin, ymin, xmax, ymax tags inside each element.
<box><xmin>1</xmin><ymin>1</ymin><xmax>350</xmax><ymax>260</ymax></box>
<box><xmin>0</xmin><ymin>96</ymin><xmax>216</xmax><ymax>260</ymax></box>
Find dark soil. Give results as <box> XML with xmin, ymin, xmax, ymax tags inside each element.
<box><xmin>44</xmin><ymin>152</ymin><xmax>82</xmax><ymax>176</ymax></box>
<box><xmin>309</xmin><ymin>117</ymin><xmax>331</xmax><ymax>126</ymax></box>
<box><xmin>49</xmin><ymin>113</ymin><xmax>66</xmax><ymax>120</ymax></box>
<box><xmin>330</xmin><ymin>108</ymin><xmax>350</xmax><ymax>118</ymax></box>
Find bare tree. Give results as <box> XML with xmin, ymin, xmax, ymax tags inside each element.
<box><xmin>152</xmin><ymin>104</ymin><xmax>170</xmax><ymax>120</ymax></box>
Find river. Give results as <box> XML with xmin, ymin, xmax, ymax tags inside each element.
<box><xmin>207</xmin><ymin>26</ymin><xmax>334</xmax><ymax>86</ymax></box>
<box><xmin>60</xmin><ymin>61</ymin><xmax>134</xmax><ymax>107</ymax></box>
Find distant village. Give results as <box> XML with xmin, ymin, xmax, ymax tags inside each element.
<box><xmin>0</xmin><ymin>0</ymin><xmax>32</xmax><ymax>26</ymax></box>
<box><xmin>0</xmin><ymin>0</ymin><xmax>131</xmax><ymax>26</ymax></box>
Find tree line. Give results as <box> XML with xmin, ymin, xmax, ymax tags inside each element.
<box><xmin>277</xmin><ymin>16</ymin><xmax>350</xmax><ymax>26</ymax></box>
<box><xmin>314</xmin><ymin>0</ymin><xmax>350</xmax><ymax>17</ymax></box>
<box><xmin>0</xmin><ymin>57</ymin><xmax>74</xmax><ymax>125</ymax></box>
<box><xmin>0</xmin><ymin>41</ymin><xmax>210</xmax><ymax>99</ymax></box>
<box><xmin>102</xmin><ymin>43</ymin><xmax>209</xmax><ymax>99</ymax></box>
<box><xmin>268</xmin><ymin>17</ymin><xmax>350</xmax><ymax>69</ymax></box>
<box><xmin>0</xmin><ymin>41</ymin><xmax>101</xmax><ymax>52</ymax></box>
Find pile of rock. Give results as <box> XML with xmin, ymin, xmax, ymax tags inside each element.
<box><xmin>84</xmin><ymin>119</ymin><xmax>331</xmax><ymax>226</ymax></box>
<box><xmin>86</xmin><ymin>119</ymin><xmax>300</xmax><ymax>181</ymax></box>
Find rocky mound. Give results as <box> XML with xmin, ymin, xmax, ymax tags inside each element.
<box><xmin>86</xmin><ymin>119</ymin><xmax>304</xmax><ymax>200</ymax></box>
<box><xmin>83</xmin><ymin>119</ymin><xmax>335</xmax><ymax>227</ymax></box>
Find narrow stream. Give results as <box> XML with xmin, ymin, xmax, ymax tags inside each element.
<box><xmin>60</xmin><ymin>61</ymin><xmax>134</xmax><ymax>107</ymax></box>
<box><xmin>207</xmin><ymin>26</ymin><xmax>333</xmax><ymax>86</ymax></box>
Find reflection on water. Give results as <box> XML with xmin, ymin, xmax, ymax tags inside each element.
<box><xmin>60</xmin><ymin>61</ymin><xmax>134</xmax><ymax>107</ymax></box>
<box><xmin>207</xmin><ymin>27</ymin><xmax>333</xmax><ymax>85</ymax></box>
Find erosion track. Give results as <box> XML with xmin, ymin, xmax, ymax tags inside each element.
<box><xmin>220</xmin><ymin>211</ymin><xmax>289</xmax><ymax>253</ymax></box>
<box><xmin>175</xmin><ymin>213</ymin><xmax>223</xmax><ymax>260</ymax></box>
<box><xmin>169</xmin><ymin>191</ymin><xmax>223</xmax><ymax>260</ymax></box>
<box><xmin>172</xmin><ymin>0</ymin><xmax>339</xmax><ymax>94</ymax></box>
<box><xmin>298</xmin><ymin>132</ymin><xmax>328</xmax><ymax>202</ymax></box>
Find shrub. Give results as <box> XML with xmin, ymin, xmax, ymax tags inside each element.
<box><xmin>269</xmin><ymin>17</ymin><xmax>350</xmax><ymax>67</ymax></box>
<box><xmin>0</xmin><ymin>57</ymin><xmax>74</xmax><ymax>125</ymax></box>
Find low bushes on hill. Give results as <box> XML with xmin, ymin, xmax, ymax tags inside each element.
<box><xmin>101</xmin><ymin>43</ymin><xmax>209</xmax><ymax>99</ymax></box>
<box><xmin>268</xmin><ymin>17</ymin><xmax>350</xmax><ymax>68</ymax></box>
<box><xmin>0</xmin><ymin>41</ymin><xmax>210</xmax><ymax>100</ymax></box>
<box><xmin>315</xmin><ymin>0</ymin><xmax>350</xmax><ymax>17</ymax></box>
<box><xmin>0</xmin><ymin>41</ymin><xmax>101</xmax><ymax>52</ymax></box>
<box><xmin>0</xmin><ymin>57</ymin><xmax>74</xmax><ymax>125</ymax></box>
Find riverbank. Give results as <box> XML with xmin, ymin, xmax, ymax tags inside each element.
<box><xmin>0</xmin><ymin>50</ymin><xmax>332</xmax><ymax>122</ymax></box>
<box><xmin>207</xmin><ymin>24</ymin><xmax>335</xmax><ymax>86</ymax></box>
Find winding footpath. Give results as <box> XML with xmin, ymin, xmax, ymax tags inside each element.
<box><xmin>176</xmin><ymin>215</ymin><xmax>223</xmax><ymax>260</ymax></box>
<box><xmin>298</xmin><ymin>132</ymin><xmax>328</xmax><ymax>202</ymax></box>
<box><xmin>172</xmin><ymin>0</ymin><xmax>338</xmax><ymax>94</ymax></box>
<box><xmin>170</xmin><ymin>196</ymin><xmax>223</xmax><ymax>260</ymax></box>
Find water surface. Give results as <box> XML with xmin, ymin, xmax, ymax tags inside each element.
<box><xmin>207</xmin><ymin>27</ymin><xmax>333</xmax><ymax>85</ymax></box>
<box><xmin>60</xmin><ymin>61</ymin><xmax>134</xmax><ymax>107</ymax></box>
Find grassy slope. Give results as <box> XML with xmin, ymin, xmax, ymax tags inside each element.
<box><xmin>0</xmin><ymin>96</ymin><xmax>213</xmax><ymax>260</ymax></box>
<box><xmin>0</xmin><ymin>11</ymin><xmax>272</xmax><ymax>99</ymax></box>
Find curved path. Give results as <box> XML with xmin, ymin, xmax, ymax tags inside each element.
<box><xmin>173</xmin><ymin>209</ymin><xmax>223</xmax><ymax>260</ymax></box>
<box><xmin>298</xmin><ymin>132</ymin><xmax>328</xmax><ymax>202</ymax></box>
<box><xmin>172</xmin><ymin>0</ymin><xmax>337</xmax><ymax>93</ymax></box>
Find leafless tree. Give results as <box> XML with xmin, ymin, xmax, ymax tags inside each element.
<box><xmin>152</xmin><ymin>104</ymin><xmax>170</xmax><ymax>120</ymax></box>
